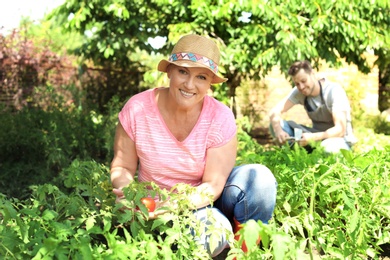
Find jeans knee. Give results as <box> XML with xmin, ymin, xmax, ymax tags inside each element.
<box><xmin>249</xmin><ymin>164</ymin><xmax>277</xmax><ymax>207</ymax></box>
<box><xmin>230</xmin><ymin>164</ymin><xmax>277</xmax><ymax>192</ymax></box>
<box><xmin>192</xmin><ymin>208</ymin><xmax>232</xmax><ymax>257</ymax></box>
<box><xmin>250</xmin><ymin>164</ymin><xmax>277</xmax><ymax>188</ymax></box>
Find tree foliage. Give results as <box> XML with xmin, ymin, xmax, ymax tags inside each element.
<box><xmin>49</xmin><ymin>0</ymin><xmax>390</xmax><ymax>107</ymax></box>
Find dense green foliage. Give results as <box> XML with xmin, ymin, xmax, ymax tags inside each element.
<box><xmin>49</xmin><ymin>0</ymin><xmax>390</xmax><ymax>109</ymax></box>
<box><xmin>51</xmin><ymin>0</ymin><xmax>390</xmax><ymax>73</ymax></box>
<box><xmin>0</xmin><ymin>1</ymin><xmax>389</xmax><ymax>259</ymax></box>
<box><xmin>0</xmin><ymin>104</ymin><xmax>389</xmax><ymax>259</ymax></box>
<box><xmin>0</xmin><ymin>98</ymin><xmax>120</xmax><ymax>199</ymax></box>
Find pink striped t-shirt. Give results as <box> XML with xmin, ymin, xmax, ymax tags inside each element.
<box><xmin>118</xmin><ymin>88</ymin><xmax>237</xmax><ymax>191</ymax></box>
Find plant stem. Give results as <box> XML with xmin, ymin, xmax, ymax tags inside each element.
<box><xmin>307</xmin><ymin>165</ymin><xmax>336</xmax><ymax>260</ymax></box>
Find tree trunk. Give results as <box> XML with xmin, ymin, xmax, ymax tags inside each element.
<box><xmin>378</xmin><ymin>64</ymin><xmax>390</xmax><ymax>112</ymax></box>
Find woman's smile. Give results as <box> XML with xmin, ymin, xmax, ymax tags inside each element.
<box><xmin>179</xmin><ymin>89</ymin><xmax>196</xmax><ymax>98</ymax></box>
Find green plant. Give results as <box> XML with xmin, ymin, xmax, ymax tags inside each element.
<box><xmin>0</xmin><ymin>159</ymin><xmax>232</xmax><ymax>259</ymax></box>
<box><xmin>0</xmin><ymin>107</ymin><xmax>108</xmax><ymax>199</ymax></box>
<box><xmin>371</xmin><ymin>114</ymin><xmax>390</xmax><ymax>135</ymax></box>
<box><xmin>344</xmin><ymin>79</ymin><xmax>367</xmax><ymax>123</ymax></box>
<box><xmin>1</xmin><ymin>109</ymin><xmax>389</xmax><ymax>259</ymax></box>
<box><xmin>232</xmin><ymin>135</ymin><xmax>390</xmax><ymax>259</ymax></box>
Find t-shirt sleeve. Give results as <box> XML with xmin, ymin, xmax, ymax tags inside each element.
<box><xmin>327</xmin><ymin>84</ymin><xmax>351</xmax><ymax>113</ymax></box>
<box><xmin>118</xmin><ymin>98</ymin><xmax>135</xmax><ymax>141</ymax></box>
<box><xmin>118</xmin><ymin>93</ymin><xmax>149</xmax><ymax>142</ymax></box>
<box><xmin>206</xmin><ymin>101</ymin><xmax>237</xmax><ymax>149</ymax></box>
<box><xmin>287</xmin><ymin>87</ymin><xmax>305</xmax><ymax>105</ymax></box>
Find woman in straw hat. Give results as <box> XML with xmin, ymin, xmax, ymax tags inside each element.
<box><xmin>110</xmin><ymin>34</ymin><xmax>277</xmax><ymax>257</ymax></box>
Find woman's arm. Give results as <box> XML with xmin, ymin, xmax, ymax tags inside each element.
<box><xmin>153</xmin><ymin>135</ymin><xmax>238</xmax><ymax>217</ymax></box>
<box><xmin>110</xmin><ymin>122</ymin><xmax>139</xmax><ymax>197</ymax></box>
<box><xmin>192</xmin><ymin>134</ymin><xmax>238</xmax><ymax>209</ymax></box>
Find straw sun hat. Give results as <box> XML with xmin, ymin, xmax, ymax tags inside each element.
<box><xmin>157</xmin><ymin>34</ymin><xmax>228</xmax><ymax>84</ymax></box>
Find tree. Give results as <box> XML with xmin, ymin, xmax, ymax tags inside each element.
<box><xmin>376</xmin><ymin>49</ymin><xmax>390</xmax><ymax>112</ymax></box>
<box><xmin>49</xmin><ymin>0</ymin><xmax>390</xmax><ymax>111</ymax></box>
<box><xmin>0</xmin><ymin>23</ymin><xmax>79</xmax><ymax>110</ymax></box>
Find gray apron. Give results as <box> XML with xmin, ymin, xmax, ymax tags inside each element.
<box><xmin>304</xmin><ymin>81</ymin><xmax>333</xmax><ymax>132</ymax></box>
<box><xmin>288</xmin><ymin>81</ymin><xmax>357</xmax><ymax>145</ymax></box>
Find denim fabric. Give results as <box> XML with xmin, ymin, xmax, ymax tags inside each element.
<box><xmin>192</xmin><ymin>207</ymin><xmax>232</xmax><ymax>257</ymax></box>
<box><xmin>193</xmin><ymin>164</ymin><xmax>277</xmax><ymax>257</ymax></box>
<box><xmin>279</xmin><ymin>120</ymin><xmax>295</xmax><ymax>136</ymax></box>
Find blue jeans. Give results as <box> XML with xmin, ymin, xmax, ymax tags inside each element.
<box><xmin>270</xmin><ymin>120</ymin><xmax>351</xmax><ymax>153</ymax></box>
<box><xmin>193</xmin><ymin>164</ymin><xmax>277</xmax><ymax>257</ymax></box>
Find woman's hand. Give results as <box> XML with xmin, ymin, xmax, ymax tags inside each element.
<box><xmin>112</xmin><ymin>188</ymin><xmax>172</xmax><ymax>219</ymax></box>
<box><xmin>148</xmin><ymin>199</ymin><xmax>176</xmax><ymax>219</ymax></box>
<box><xmin>113</xmin><ymin>188</ymin><xmax>125</xmax><ymax>203</ymax></box>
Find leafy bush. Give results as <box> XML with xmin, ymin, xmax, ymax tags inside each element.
<box><xmin>266</xmin><ymin>147</ymin><xmax>389</xmax><ymax>259</ymax></box>
<box><xmin>0</xmin><ymin>110</ymin><xmax>389</xmax><ymax>259</ymax></box>
<box><xmin>1</xmin><ymin>139</ymin><xmax>389</xmax><ymax>259</ymax></box>
<box><xmin>0</xmin><ymin>160</ymin><xmax>225</xmax><ymax>259</ymax></box>
<box><xmin>0</xmin><ymin>28</ymin><xmax>79</xmax><ymax>111</ymax></box>
<box><xmin>0</xmin><ymin>107</ymin><xmax>112</xmax><ymax>199</ymax></box>
<box><xmin>229</xmin><ymin>122</ymin><xmax>390</xmax><ymax>259</ymax></box>
<box><xmin>368</xmin><ymin>114</ymin><xmax>390</xmax><ymax>136</ymax></box>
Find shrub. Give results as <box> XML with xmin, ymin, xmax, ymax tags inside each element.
<box><xmin>0</xmin><ymin>107</ymin><xmax>110</xmax><ymax>199</ymax></box>
<box><xmin>0</xmin><ymin>160</ymin><xmax>223</xmax><ymax>259</ymax></box>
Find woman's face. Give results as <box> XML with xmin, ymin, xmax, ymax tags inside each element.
<box><xmin>167</xmin><ymin>65</ymin><xmax>214</xmax><ymax>108</ymax></box>
<box><xmin>292</xmin><ymin>69</ymin><xmax>316</xmax><ymax>96</ymax></box>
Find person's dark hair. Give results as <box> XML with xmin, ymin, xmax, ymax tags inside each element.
<box><xmin>288</xmin><ymin>60</ymin><xmax>313</xmax><ymax>76</ymax></box>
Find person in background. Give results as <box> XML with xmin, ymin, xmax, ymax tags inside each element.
<box><xmin>110</xmin><ymin>34</ymin><xmax>277</xmax><ymax>257</ymax></box>
<box><xmin>269</xmin><ymin>60</ymin><xmax>357</xmax><ymax>153</ymax></box>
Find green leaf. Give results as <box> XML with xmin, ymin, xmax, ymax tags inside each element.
<box><xmin>41</xmin><ymin>209</ymin><xmax>58</xmax><ymax>221</ymax></box>
<box><xmin>52</xmin><ymin>222</ymin><xmax>74</xmax><ymax>240</ymax></box>
<box><xmin>272</xmin><ymin>233</ymin><xmax>290</xmax><ymax>260</ymax></box>
<box><xmin>347</xmin><ymin>210</ymin><xmax>360</xmax><ymax>234</ymax></box>
<box><xmin>283</xmin><ymin>201</ymin><xmax>291</xmax><ymax>213</ymax></box>
<box><xmin>85</xmin><ymin>216</ymin><xmax>96</xmax><ymax>231</ymax></box>
<box><xmin>341</xmin><ymin>149</ymin><xmax>354</xmax><ymax>163</ymax></box>
<box><xmin>151</xmin><ymin>218</ymin><xmax>167</xmax><ymax>230</ymax></box>
<box><xmin>325</xmin><ymin>184</ymin><xmax>344</xmax><ymax>194</ymax></box>
<box><xmin>242</xmin><ymin>220</ymin><xmax>260</xmax><ymax>250</ymax></box>
<box><xmin>130</xmin><ymin>220</ymin><xmax>140</xmax><ymax>237</ymax></box>
<box><xmin>122</xmin><ymin>226</ymin><xmax>132</xmax><ymax>244</ymax></box>
<box><xmin>1</xmin><ymin>202</ymin><xmax>18</xmax><ymax>222</ymax></box>
<box><xmin>341</xmin><ymin>191</ymin><xmax>355</xmax><ymax>209</ymax></box>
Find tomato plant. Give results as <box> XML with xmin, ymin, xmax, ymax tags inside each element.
<box><xmin>1</xmin><ymin>112</ymin><xmax>389</xmax><ymax>259</ymax></box>
<box><xmin>140</xmin><ymin>197</ymin><xmax>156</xmax><ymax>212</ymax></box>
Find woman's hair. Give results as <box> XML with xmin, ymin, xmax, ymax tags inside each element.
<box><xmin>288</xmin><ymin>60</ymin><xmax>313</xmax><ymax>76</ymax></box>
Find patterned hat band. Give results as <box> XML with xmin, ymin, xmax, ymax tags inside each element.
<box><xmin>169</xmin><ymin>52</ymin><xmax>218</xmax><ymax>74</ymax></box>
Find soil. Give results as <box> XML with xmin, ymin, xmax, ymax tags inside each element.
<box><xmin>250</xmin><ymin>126</ymin><xmax>274</xmax><ymax>146</ymax></box>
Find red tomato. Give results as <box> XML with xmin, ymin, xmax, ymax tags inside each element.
<box><xmin>140</xmin><ymin>197</ymin><xmax>156</xmax><ymax>212</ymax></box>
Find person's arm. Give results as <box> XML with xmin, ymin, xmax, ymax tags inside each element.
<box><xmin>149</xmin><ymin>135</ymin><xmax>238</xmax><ymax>219</ymax></box>
<box><xmin>269</xmin><ymin>97</ymin><xmax>295</xmax><ymax>143</ymax></box>
<box><xmin>110</xmin><ymin>122</ymin><xmax>139</xmax><ymax>201</ymax></box>
<box><xmin>299</xmin><ymin>111</ymin><xmax>347</xmax><ymax>145</ymax></box>
<box><xmin>326</xmin><ymin>111</ymin><xmax>347</xmax><ymax>138</ymax></box>
<box><xmin>192</xmin><ymin>134</ymin><xmax>238</xmax><ymax>208</ymax></box>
